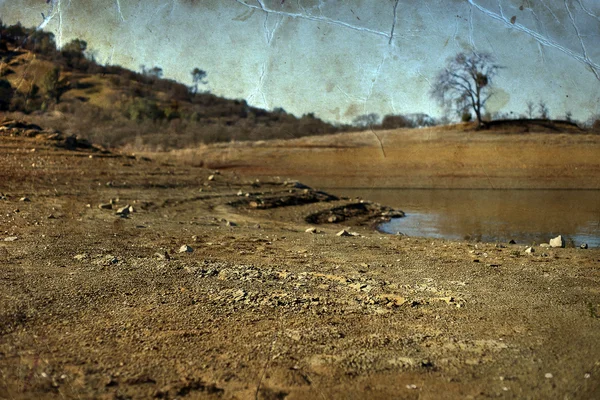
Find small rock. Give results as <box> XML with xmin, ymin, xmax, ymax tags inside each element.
<box><xmin>580</xmin><ymin>243</ymin><xmax>588</xmax><ymax>249</ymax></box>
<box><xmin>525</xmin><ymin>247</ymin><xmax>534</xmax><ymax>254</ymax></box>
<box><xmin>336</xmin><ymin>229</ymin><xmax>352</xmax><ymax>237</ymax></box>
<box><xmin>4</xmin><ymin>236</ymin><xmax>18</xmax><ymax>242</ymax></box>
<box><xmin>116</xmin><ymin>205</ymin><xmax>131</xmax><ymax>215</ymax></box>
<box><xmin>508</xmin><ymin>239</ymin><xmax>516</xmax><ymax>244</ymax></box>
<box><xmin>539</xmin><ymin>243</ymin><xmax>551</xmax><ymax>248</ymax></box>
<box><xmin>327</xmin><ymin>215</ymin><xmax>339</xmax><ymax>223</ymax></box>
<box><xmin>19</xmin><ymin>197</ymin><xmax>30</xmax><ymax>202</ymax></box>
<box><xmin>545</xmin><ymin>373</ymin><xmax>553</xmax><ymax>379</ymax></box>
<box><xmin>549</xmin><ymin>235</ymin><xmax>565</xmax><ymax>248</ymax></box>
<box><xmin>98</xmin><ymin>203</ymin><xmax>112</xmax><ymax>210</ymax></box>
<box><xmin>179</xmin><ymin>245</ymin><xmax>193</xmax><ymax>253</ymax></box>
<box><xmin>155</xmin><ymin>251</ymin><xmax>170</xmax><ymax>260</ymax></box>
<box><xmin>305</xmin><ymin>227</ymin><xmax>317</xmax><ymax>234</ymax></box>
<box><xmin>207</xmin><ymin>175</ymin><xmax>215</xmax><ymax>181</ymax></box>
<box><xmin>226</xmin><ymin>221</ymin><xmax>237</xmax><ymax>227</ymax></box>
<box><xmin>237</xmin><ymin>190</ymin><xmax>244</xmax><ymax>196</ymax></box>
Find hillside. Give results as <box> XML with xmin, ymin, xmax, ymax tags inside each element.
<box><xmin>0</xmin><ymin>22</ymin><xmax>345</xmax><ymax>149</ymax></box>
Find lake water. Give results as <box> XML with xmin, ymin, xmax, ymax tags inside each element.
<box><xmin>322</xmin><ymin>188</ymin><xmax>600</xmax><ymax>248</ymax></box>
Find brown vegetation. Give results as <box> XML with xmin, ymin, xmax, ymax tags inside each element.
<box><xmin>0</xmin><ymin>22</ymin><xmax>344</xmax><ymax>149</ymax></box>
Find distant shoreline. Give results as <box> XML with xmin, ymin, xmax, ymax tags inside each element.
<box><xmin>157</xmin><ymin>127</ymin><xmax>600</xmax><ymax>190</ymax></box>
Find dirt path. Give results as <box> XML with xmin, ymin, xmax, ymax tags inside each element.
<box><xmin>1</xmin><ymin>134</ymin><xmax>600</xmax><ymax>399</ymax></box>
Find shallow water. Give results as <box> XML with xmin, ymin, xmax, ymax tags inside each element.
<box><xmin>322</xmin><ymin>188</ymin><xmax>600</xmax><ymax>248</ymax></box>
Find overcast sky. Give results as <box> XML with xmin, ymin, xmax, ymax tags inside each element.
<box><xmin>1</xmin><ymin>0</ymin><xmax>599</xmax><ymax>123</ymax></box>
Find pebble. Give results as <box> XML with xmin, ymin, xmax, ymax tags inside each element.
<box><xmin>525</xmin><ymin>247</ymin><xmax>534</xmax><ymax>254</ymax></box>
<box><xmin>580</xmin><ymin>243</ymin><xmax>588</xmax><ymax>249</ymax></box>
<box><xmin>226</xmin><ymin>221</ymin><xmax>237</xmax><ymax>227</ymax></box>
<box><xmin>155</xmin><ymin>251</ymin><xmax>170</xmax><ymax>260</ymax></box>
<box><xmin>4</xmin><ymin>236</ymin><xmax>18</xmax><ymax>242</ymax></box>
<box><xmin>98</xmin><ymin>203</ymin><xmax>112</xmax><ymax>210</ymax></box>
<box><xmin>545</xmin><ymin>373</ymin><xmax>553</xmax><ymax>379</ymax></box>
<box><xmin>19</xmin><ymin>197</ymin><xmax>30</xmax><ymax>202</ymax></box>
<box><xmin>179</xmin><ymin>245</ymin><xmax>193</xmax><ymax>253</ymax></box>
<box><xmin>116</xmin><ymin>205</ymin><xmax>133</xmax><ymax>216</ymax></box>
<box><xmin>305</xmin><ymin>227</ymin><xmax>317</xmax><ymax>234</ymax></box>
<box><xmin>207</xmin><ymin>175</ymin><xmax>215</xmax><ymax>181</ymax></box>
<box><xmin>336</xmin><ymin>230</ymin><xmax>351</xmax><ymax>237</ymax></box>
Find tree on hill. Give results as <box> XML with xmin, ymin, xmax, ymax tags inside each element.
<box><xmin>525</xmin><ymin>100</ymin><xmax>535</xmax><ymax>119</ymax></box>
<box><xmin>538</xmin><ymin>100</ymin><xmax>549</xmax><ymax>119</ymax></box>
<box><xmin>0</xmin><ymin>79</ymin><xmax>13</xmax><ymax>110</ymax></box>
<box><xmin>190</xmin><ymin>67</ymin><xmax>207</xmax><ymax>94</ymax></box>
<box><xmin>352</xmin><ymin>113</ymin><xmax>380</xmax><ymax>128</ymax></box>
<box><xmin>430</xmin><ymin>51</ymin><xmax>501</xmax><ymax>127</ymax></box>
<box><xmin>41</xmin><ymin>66</ymin><xmax>66</xmax><ymax>104</ymax></box>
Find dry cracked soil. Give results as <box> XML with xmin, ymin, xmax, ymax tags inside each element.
<box><xmin>1</xmin><ymin>132</ymin><xmax>600</xmax><ymax>399</ymax></box>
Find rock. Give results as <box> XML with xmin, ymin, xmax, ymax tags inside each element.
<box><xmin>525</xmin><ymin>247</ymin><xmax>534</xmax><ymax>254</ymax></box>
<box><xmin>116</xmin><ymin>205</ymin><xmax>132</xmax><ymax>216</ymax></box>
<box><xmin>4</xmin><ymin>236</ymin><xmax>18</xmax><ymax>242</ymax></box>
<box><xmin>336</xmin><ymin>230</ymin><xmax>352</xmax><ymax>237</ymax></box>
<box><xmin>284</xmin><ymin>180</ymin><xmax>311</xmax><ymax>189</ymax></box>
<box><xmin>225</xmin><ymin>221</ymin><xmax>237</xmax><ymax>227</ymax></box>
<box><xmin>305</xmin><ymin>227</ymin><xmax>317</xmax><ymax>234</ymax></box>
<box><xmin>549</xmin><ymin>235</ymin><xmax>565</xmax><ymax>248</ymax></box>
<box><xmin>327</xmin><ymin>215</ymin><xmax>339</xmax><ymax>223</ymax></box>
<box><xmin>580</xmin><ymin>243</ymin><xmax>588</xmax><ymax>249</ymax></box>
<box><xmin>155</xmin><ymin>251</ymin><xmax>170</xmax><ymax>260</ymax></box>
<box><xmin>207</xmin><ymin>174</ymin><xmax>215</xmax><ymax>181</ymax></box>
<box><xmin>98</xmin><ymin>203</ymin><xmax>112</xmax><ymax>210</ymax></box>
<box><xmin>539</xmin><ymin>243</ymin><xmax>551</xmax><ymax>248</ymax></box>
<box><xmin>19</xmin><ymin>197</ymin><xmax>30</xmax><ymax>202</ymax></box>
<box><xmin>508</xmin><ymin>239</ymin><xmax>516</xmax><ymax>244</ymax></box>
<box><xmin>237</xmin><ymin>190</ymin><xmax>244</xmax><ymax>196</ymax></box>
<box><xmin>179</xmin><ymin>245</ymin><xmax>193</xmax><ymax>253</ymax></box>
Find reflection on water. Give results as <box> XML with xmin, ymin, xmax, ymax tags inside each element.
<box><xmin>323</xmin><ymin>188</ymin><xmax>600</xmax><ymax>247</ymax></box>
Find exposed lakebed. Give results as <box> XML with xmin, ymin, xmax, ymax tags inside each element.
<box><xmin>323</xmin><ymin>188</ymin><xmax>600</xmax><ymax>248</ymax></box>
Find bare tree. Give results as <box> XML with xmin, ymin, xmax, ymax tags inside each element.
<box><xmin>525</xmin><ymin>101</ymin><xmax>535</xmax><ymax>119</ymax></box>
<box><xmin>430</xmin><ymin>51</ymin><xmax>501</xmax><ymax>127</ymax></box>
<box><xmin>538</xmin><ymin>100</ymin><xmax>549</xmax><ymax>119</ymax></box>
<box><xmin>565</xmin><ymin>111</ymin><xmax>573</xmax><ymax>123</ymax></box>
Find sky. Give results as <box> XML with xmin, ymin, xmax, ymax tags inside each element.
<box><xmin>1</xmin><ymin>0</ymin><xmax>599</xmax><ymax>124</ymax></box>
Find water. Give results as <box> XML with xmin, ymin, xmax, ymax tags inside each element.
<box><xmin>322</xmin><ymin>188</ymin><xmax>600</xmax><ymax>247</ymax></box>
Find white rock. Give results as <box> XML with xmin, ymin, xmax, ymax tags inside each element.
<box><xmin>525</xmin><ymin>247</ymin><xmax>534</xmax><ymax>254</ymax></box>
<box><xmin>179</xmin><ymin>245</ymin><xmax>193</xmax><ymax>253</ymax></box>
<box><xmin>549</xmin><ymin>235</ymin><xmax>565</xmax><ymax>248</ymax></box>
<box><xmin>305</xmin><ymin>227</ymin><xmax>317</xmax><ymax>233</ymax></box>
<box><xmin>336</xmin><ymin>230</ymin><xmax>351</xmax><ymax>237</ymax></box>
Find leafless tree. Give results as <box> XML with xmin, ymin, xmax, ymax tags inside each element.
<box><xmin>538</xmin><ymin>100</ymin><xmax>549</xmax><ymax>119</ymax></box>
<box><xmin>430</xmin><ymin>51</ymin><xmax>501</xmax><ymax>127</ymax></box>
<box><xmin>525</xmin><ymin>101</ymin><xmax>535</xmax><ymax>119</ymax></box>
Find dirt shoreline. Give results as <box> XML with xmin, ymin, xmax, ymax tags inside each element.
<box><xmin>1</xmin><ymin>132</ymin><xmax>600</xmax><ymax>399</ymax></box>
<box><xmin>170</xmin><ymin>127</ymin><xmax>600</xmax><ymax>190</ymax></box>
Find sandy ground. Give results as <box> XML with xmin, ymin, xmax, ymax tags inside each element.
<box><xmin>1</xmin><ymin>130</ymin><xmax>600</xmax><ymax>399</ymax></box>
<box><xmin>179</xmin><ymin>126</ymin><xmax>600</xmax><ymax>189</ymax></box>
